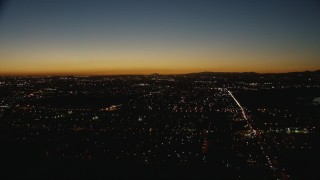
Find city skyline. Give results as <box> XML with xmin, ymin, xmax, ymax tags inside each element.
<box><xmin>1</xmin><ymin>0</ymin><xmax>320</xmax><ymax>75</ymax></box>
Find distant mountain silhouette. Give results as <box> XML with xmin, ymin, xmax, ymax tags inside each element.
<box><xmin>185</xmin><ymin>70</ymin><xmax>320</xmax><ymax>76</ymax></box>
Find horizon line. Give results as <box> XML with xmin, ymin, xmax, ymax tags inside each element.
<box><xmin>1</xmin><ymin>69</ymin><xmax>319</xmax><ymax>77</ymax></box>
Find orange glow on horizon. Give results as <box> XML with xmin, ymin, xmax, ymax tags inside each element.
<box><xmin>1</xmin><ymin>66</ymin><xmax>319</xmax><ymax>76</ymax></box>
<box><xmin>1</xmin><ymin>43</ymin><xmax>319</xmax><ymax>75</ymax></box>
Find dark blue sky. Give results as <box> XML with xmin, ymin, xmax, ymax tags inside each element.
<box><xmin>1</xmin><ymin>0</ymin><xmax>320</xmax><ymax>74</ymax></box>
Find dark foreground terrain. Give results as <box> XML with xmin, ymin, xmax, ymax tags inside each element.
<box><xmin>0</xmin><ymin>71</ymin><xmax>319</xmax><ymax>179</ymax></box>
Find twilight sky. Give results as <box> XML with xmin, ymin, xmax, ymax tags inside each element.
<box><xmin>0</xmin><ymin>0</ymin><xmax>320</xmax><ymax>75</ymax></box>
